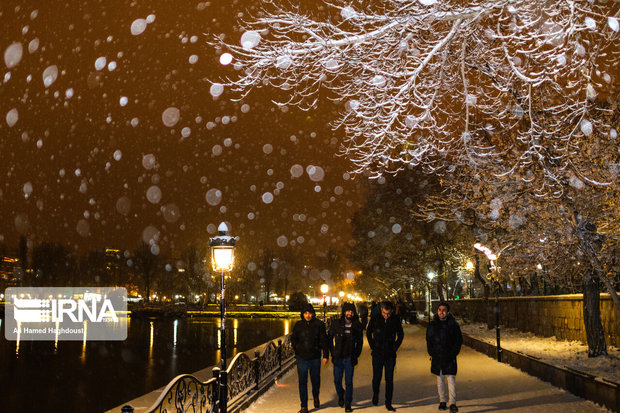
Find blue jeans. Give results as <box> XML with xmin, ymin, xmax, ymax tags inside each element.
<box><xmin>333</xmin><ymin>358</ymin><xmax>355</xmax><ymax>405</ymax></box>
<box><xmin>296</xmin><ymin>357</ymin><xmax>321</xmax><ymax>408</ymax></box>
<box><xmin>372</xmin><ymin>355</ymin><xmax>396</xmax><ymax>403</ymax></box>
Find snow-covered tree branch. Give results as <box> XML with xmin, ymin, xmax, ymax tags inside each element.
<box><xmin>212</xmin><ymin>0</ymin><xmax>619</xmax><ymax>195</ymax></box>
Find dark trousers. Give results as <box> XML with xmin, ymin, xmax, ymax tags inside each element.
<box><xmin>296</xmin><ymin>356</ymin><xmax>321</xmax><ymax>408</ymax></box>
<box><xmin>372</xmin><ymin>355</ymin><xmax>396</xmax><ymax>403</ymax></box>
<box><xmin>333</xmin><ymin>357</ymin><xmax>354</xmax><ymax>405</ymax></box>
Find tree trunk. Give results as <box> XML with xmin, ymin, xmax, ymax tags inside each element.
<box><xmin>582</xmin><ymin>268</ymin><xmax>607</xmax><ymax>357</ymax></box>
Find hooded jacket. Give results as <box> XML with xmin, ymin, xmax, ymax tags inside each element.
<box><xmin>366</xmin><ymin>306</ymin><xmax>404</xmax><ymax>358</ymax></box>
<box><xmin>328</xmin><ymin>303</ymin><xmax>363</xmax><ymax>364</ymax></box>
<box><xmin>291</xmin><ymin>303</ymin><xmax>329</xmax><ymax>360</ymax></box>
<box><xmin>426</xmin><ymin>312</ymin><xmax>463</xmax><ymax>375</ymax></box>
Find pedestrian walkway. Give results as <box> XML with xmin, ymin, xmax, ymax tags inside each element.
<box><xmin>244</xmin><ymin>324</ymin><xmax>609</xmax><ymax>412</ymax></box>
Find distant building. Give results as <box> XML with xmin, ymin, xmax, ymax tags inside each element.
<box><xmin>0</xmin><ymin>255</ymin><xmax>21</xmax><ymax>287</ymax></box>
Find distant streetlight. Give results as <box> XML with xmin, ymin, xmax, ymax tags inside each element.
<box><xmin>320</xmin><ymin>282</ymin><xmax>328</xmax><ymax>320</ymax></box>
<box><xmin>210</xmin><ymin>222</ymin><xmax>236</xmax><ymax>413</ymax></box>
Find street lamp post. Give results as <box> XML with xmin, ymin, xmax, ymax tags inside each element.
<box><xmin>210</xmin><ymin>222</ymin><xmax>236</xmax><ymax>413</ymax></box>
<box><xmin>465</xmin><ymin>261</ymin><xmax>474</xmax><ymax>298</ymax></box>
<box><xmin>320</xmin><ymin>282</ymin><xmax>328</xmax><ymax>321</ymax></box>
<box><xmin>426</xmin><ymin>271</ymin><xmax>435</xmax><ymax>322</ymax></box>
<box><xmin>473</xmin><ymin>243</ymin><xmax>502</xmax><ymax>362</ymax></box>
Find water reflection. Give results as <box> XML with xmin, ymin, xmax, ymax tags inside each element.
<box><xmin>234</xmin><ymin>318</ymin><xmax>238</xmax><ymax>347</ymax></box>
<box><xmin>173</xmin><ymin>319</ymin><xmax>178</xmax><ymax>347</ymax></box>
<box><xmin>54</xmin><ymin>320</ymin><xmax>60</xmax><ymax>352</ymax></box>
<box><xmin>80</xmin><ymin>321</ymin><xmax>87</xmax><ymax>365</ymax></box>
<box><xmin>15</xmin><ymin>320</ymin><xmax>20</xmax><ymax>356</ymax></box>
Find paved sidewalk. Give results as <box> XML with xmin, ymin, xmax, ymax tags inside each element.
<box><xmin>244</xmin><ymin>324</ymin><xmax>609</xmax><ymax>412</ymax></box>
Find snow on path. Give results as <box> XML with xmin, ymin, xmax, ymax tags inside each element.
<box><xmin>244</xmin><ymin>325</ymin><xmax>610</xmax><ymax>412</ymax></box>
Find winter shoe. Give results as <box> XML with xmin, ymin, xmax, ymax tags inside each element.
<box><xmin>345</xmin><ymin>406</ymin><xmax>353</xmax><ymax>412</ymax></box>
<box><xmin>372</xmin><ymin>394</ymin><xmax>379</xmax><ymax>405</ymax></box>
<box><xmin>385</xmin><ymin>402</ymin><xmax>396</xmax><ymax>411</ymax></box>
<box><xmin>299</xmin><ymin>408</ymin><xmax>309</xmax><ymax>413</ymax></box>
<box><xmin>449</xmin><ymin>405</ymin><xmax>458</xmax><ymax>413</ymax></box>
<box><xmin>313</xmin><ymin>397</ymin><xmax>320</xmax><ymax>409</ymax></box>
<box><xmin>439</xmin><ymin>402</ymin><xmax>447</xmax><ymax>410</ymax></box>
<box><xmin>338</xmin><ymin>395</ymin><xmax>345</xmax><ymax>407</ymax></box>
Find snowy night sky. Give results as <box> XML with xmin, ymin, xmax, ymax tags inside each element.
<box><xmin>0</xmin><ymin>0</ymin><xmax>368</xmax><ymax>258</ymax></box>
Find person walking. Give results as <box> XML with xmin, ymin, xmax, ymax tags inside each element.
<box><xmin>366</xmin><ymin>301</ymin><xmax>404</xmax><ymax>411</ymax></box>
<box><xmin>356</xmin><ymin>302</ymin><xmax>369</xmax><ymax>330</ymax></box>
<box><xmin>426</xmin><ymin>302</ymin><xmax>463</xmax><ymax>413</ymax></box>
<box><xmin>328</xmin><ymin>302</ymin><xmax>363</xmax><ymax>412</ymax></box>
<box><xmin>292</xmin><ymin>303</ymin><xmax>330</xmax><ymax>413</ymax></box>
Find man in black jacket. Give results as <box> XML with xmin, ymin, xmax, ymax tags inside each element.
<box><xmin>292</xmin><ymin>303</ymin><xmax>329</xmax><ymax>413</ymax></box>
<box><xmin>328</xmin><ymin>302</ymin><xmax>363</xmax><ymax>412</ymax></box>
<box><xmin>366</xmin><ymin>301</ymin><xmax>404</xmax><ymax>411</ymax></box>
<box><xmin>426</xmin><ymin>302</ymin><xmax>463</xmax><ymax>413</ymax></box>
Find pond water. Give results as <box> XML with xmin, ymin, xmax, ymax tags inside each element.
<box><xmin>0</xmin><ymin>316</ymin><xmax>294</xmax><ymax>412</ymax></box>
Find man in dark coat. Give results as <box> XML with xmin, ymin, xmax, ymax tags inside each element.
<box><xmin>328</xmin><ymin>302</ymin><xmax>363</xmax><ymax>412</ymax></box>
<box><xmin>426</xmin><ymin>302</ymin><xmax>463</xmax><ymax>413</ymax></box>
<box><xmin>366</xmin><ymin>301</ymin><xmax>404</xmax><ymax>411</ymax></box>
<box><xmin>291</xmin><ymin>303</ymin><xmax>330</xmax><ymax>413</ymax></box>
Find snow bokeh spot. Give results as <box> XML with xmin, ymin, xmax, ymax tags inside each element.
<box><xmin>205</xmin><ymin>188</ymin><xmax>223</xmax><ymax>206</ymax></box>
<box><xmin>6</xmin><ymin>108</ymin><xmax>19</xmax><ymax>127</ymax></box>
<box><xmin>95</xmin><ymin>57</ymin><xmax>106</xmax><ymax>71</ymax></box>
<box><xmin>434</xmin><ymin>220</ymin><xmax>446</xmax><ymax>234</ymax></box>
<box><xmin>142</xmin><ymin>225</ymin><xmax>160</xmax><ymax>245</ymax></box>
<box><xmin>276</xmin><ymin>235</ymin><xmax>288</xmax><ymax>247</ymax></box>
<box><xmin>579</xmin><ymin>119</ymin><xmax>593</xmax><ymax>136</ymax></box>
<box><xmin>162</xmin><ymin>107</ymin><xmax>180</xmax><ymax>127</ymax></box>
<box><xmin>4</xmin><ymin>42</ymin><xmax>23</xmax><ymax>68</ymax></box>
<box><xmin>161</xmin><ymin>203</ymin><xmax>180</xmax><ymax>223</ymax></box>
<box><xmin>220</xmin><ymin>53</ymin><xmax>233</xmax><ymax>65</ymax></box>
<box><xmin>262</xmin><ymin>192</ymin><xmax>274</xmax><ymax>204</ymax></box>
<box><xmin>116</xmin><ymin>197</ymin><xmax>131</xmax><ymax>215</ymax></box>
<box><xmin>290</xmin><ymin>164</ymin><xmax>304</xmax><ymax>178</ymax></box>
<box><xmin>142</xmin><ymin>154</ymin><xmax>157</xmax><ymax>170</ymax></box>
<box><xmin>130</xmin><ymin>19</ymin><xmax>147</xmax><ymax>36</ymax></box>
<box><xmin>276</xmin><ymin>55</ymin><xmax>293</xmax><ymax>70</ymax></box>
<box><xmin>240</xmin><ymin>31</ymin><xmax>261</xmax><ymax>50</ymax></box>
<box><xmin>42</xmin><ymin>65</ymin><xmax>58</xmax><ymax>87</ymax></box>
<box><xmin>306</xmin><ymin>165</ymin><xmax>325</xmax><ymax>182</ymax></box>
<box><xmin>28</xmin><ymin>38</ymin><xmax>39</xmax><ymax>54</ymax></box>
<box><xmin>209</xmin><ymin>83</ymin><xmax>224</xmax><ymax>98</ymax></box>
<box><xmin>146</xmin><ymin>186</ymin><xmax>162</xmax><ymax>204</ymax></box>
<box><xmin>76</xmin><ymin>219</ymin><xmax>90</xmax><ymax>237</ymax></box>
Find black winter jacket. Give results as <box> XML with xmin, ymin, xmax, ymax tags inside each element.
<box><xmin>366</xmin><ymin>313</ymin><xmax>404</xmax><ymax>358</ymax></box>
<box><xmin>291</xmin><ymin>306</ymin><xmax>329</xmax><ymax>360</ymax></box>
<box><xmin>426</xmin><ymin>313</ymin><xmax>463</xmax><ymax>375</ymax></box>
<box><xmin>329</xmin><ymin>315</ymin><xmax>363</xmax><ymax>364</ymax></box>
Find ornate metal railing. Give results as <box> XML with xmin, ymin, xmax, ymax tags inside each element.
<box><xmin>120</xmin><ymin>334</ymin><xmax>295</xmax><ymax>413</ymax></box>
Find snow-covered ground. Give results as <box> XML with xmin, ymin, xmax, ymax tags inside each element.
<box><xmin>459</xmin><ymin>321</ymin><xmax>620</xmax><ymax>384</ymax></box>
